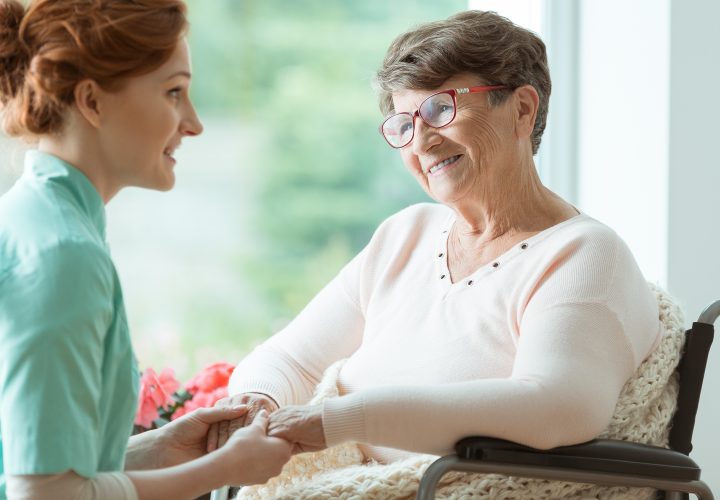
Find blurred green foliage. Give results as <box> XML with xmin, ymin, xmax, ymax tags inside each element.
<box><xmin>183</xmin><ymin>1</ymin><xmax>465</xmax><ymax>338</ymax></box>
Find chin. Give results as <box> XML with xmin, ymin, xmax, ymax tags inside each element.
<box><xmin>142</xmin><ymin>173</ymin><xmax>176</xmax><ymax>192</ymax></box>
<box><xmin>156</xmin><ymin>176</ymin><xmax>176</xmax><ymax>191</ymax></box>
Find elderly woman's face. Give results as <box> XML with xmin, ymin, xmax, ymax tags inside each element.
<box><xmin>391</xmin><ymin>73</ymin><xmax>517</xmax><ymax>205</ymax></box>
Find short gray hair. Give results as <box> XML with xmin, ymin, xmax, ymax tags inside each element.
<box><xmin>374</xmin><ymin>10</ymin><xmax>551</xmax><ymax>155</ymax></box>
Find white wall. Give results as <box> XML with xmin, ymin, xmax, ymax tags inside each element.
<box><xmin>667</xmin><ymin>0</ymin><xmax>720</xmax><ymax>492</ymax></box>
<box><xmin>577</xmin><ymin>0</ymin><xmax>719</xmax><ymax>491</ymax></box>
<box><xmin>577</xmin><ymin>0</ymin><xmax>669</xmax><ymax>286</ymax></box>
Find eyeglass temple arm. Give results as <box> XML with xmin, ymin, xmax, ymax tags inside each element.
<box><xmin>457</xmin><ymin>85</ymin><xmax>507</xmax><ymax>94</ymax></box>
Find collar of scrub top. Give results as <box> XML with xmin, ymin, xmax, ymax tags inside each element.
<box><xmin>24</xmin><ymin>149</ymin><xmax>107</xmax><ymax>241</ymax></box>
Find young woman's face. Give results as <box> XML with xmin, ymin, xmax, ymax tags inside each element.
<box><xmin>98</xmin><ymin>39</ymin><xmax>203</xmax><ymax>192</ymax></box>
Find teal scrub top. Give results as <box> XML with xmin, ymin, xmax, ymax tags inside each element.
<box><xmin>0</xmin><ymin>151</ymin><xmax>139</xmax><ymax>498</ymax></box>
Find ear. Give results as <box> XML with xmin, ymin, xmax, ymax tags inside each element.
<box><xmin>513</xmin><ymin>85</ymin><xmax>540</xmax><ymax>142</ymax></box>
<box><xmin>73</xmin><ymin>79</ymin><xmax>104</xmax><ymax>128</ymax></box>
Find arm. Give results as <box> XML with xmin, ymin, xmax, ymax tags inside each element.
<box><xmin>0</xmin><ymin>242</ymin><xmax>115</xmax><ymax>479</ymax></box>
<box><xmin>124</xmin><ymin>432</ymin><xmax>163</xmax><ymax>471</ymax></box>
<box><xmin>271</xmin><ymin>302</ymin><xmax>637</xmax><ymax>454</ymax></box>
<box><xmin>127</xmin><ymin>411</ymin><xmax>291</xmax><ymax>498</ymax></box>
<box><xmin>228</xmin><ymin>252</ymin><xmax>367</xmax><ymax>407</ymax></box>
<box><xmin>6</xmin><ymin>472</ymin><xmax>138</xmax><ymax>500</ymax></box>
<box><xmin>327</xmin><ymin>302</ymin><xmax>636</xmax><ymax>452</ymax></box>
<box><xmin>125</xmin><ymin>406</ymin><xmax>249</xmax><ymax>470</ymax></box>
<box><xmin>6</xmin><ymin>411</ymin><xmax>291</xmax><ymax>500</ymax></box>
<box><xmin>227</xmin><ymin>209</ymin><xmax>414</xmax><ymax>410</ymax></box>
<box><xmin>209</xmin><ymin>260</ymin><xmax>367</xmax><ymax>449</ymax></box>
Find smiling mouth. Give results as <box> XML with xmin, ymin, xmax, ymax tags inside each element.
<box><xmin>164</xmin><ymin>146</ymin><xmax>178</xmax><ymax>162</ymax></box>
<box><xmin>427</xmin><ymin>155</ymin><xmax>461</xmax><ymax>175</ymax></box>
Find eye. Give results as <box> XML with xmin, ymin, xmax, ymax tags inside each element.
<box><xmin>168</xmin><ymin>87</ymin><xmax>183</xmax><ymax>100</ymax></box>
<box><xmin>430</xmin><ymin>102</ymin><xmax>453</xmax><ymax>116</ymax></box>
<box><xmin>399</xmin><ymin>121</ymin><xmax>413</xmax><ymax>135</ymax></box>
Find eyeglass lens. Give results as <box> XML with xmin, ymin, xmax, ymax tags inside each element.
<box><xmin>382</xmin><ymin>92</ymin><xmax>456</xmax><ymax>148</ymax></box>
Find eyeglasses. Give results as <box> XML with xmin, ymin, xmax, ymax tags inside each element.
<box><xmin>379</xmin><ymin>85</ymin><xmax>507</xmax><ymax>149</ymax></box>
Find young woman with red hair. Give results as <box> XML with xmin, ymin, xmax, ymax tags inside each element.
<box><xmin>0</xmin><ymin>1</ymin><xmax>290</xmax><ymax>498</ymax></box>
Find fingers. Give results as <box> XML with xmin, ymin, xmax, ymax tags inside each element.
<box><xmin>251</xmin><ymin>409</ymin><xmax>269</xmax><ymax>431</ymax></box>
<box><xmin>207</xmin><ymin>422</ymin><xmax>219</xmax><ymax>453</ymax></box>
<box><xmin>218</xmin><ymin>418</ymin><xmax>230</xmax><ymax>449</ymax></box>
<box><xmin>266</xmin><ymin>407</ymin><xmax>294</xmax><ymax>439</ymax></box>
<box><xmin>198</xmin><ymin>405</ymin><xmax>249</xmax><ymax>424</ymax></box>
<box><xmin>266</xmin><ymin>405</ymin><xmax>326</xmax><ymax>455</ymax></box>
<box><xmin>227</xmin><ymin>415</ymin><xmax>245</xmax><ymax>437</ymax></box>
<box><xmin>243</xmin><ymin>396</ymin><xmax>277</xmax><ymax>425</ymax></box>
<box><xmin>246</xmin><ymin>402</ymin><xmax>260</xmax><ymax>424</ymax></box>
<box><xmin>201</xmin><ymin>406</ymin><xmax>246</xmax><ymax>453</ymax></box>
<box><xmin>209</xmin><ymin>393</ymin><xmax>277</xmax><ymax>449</ymax></box>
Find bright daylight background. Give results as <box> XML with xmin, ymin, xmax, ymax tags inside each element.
<box><xmin>1</xmin><ymin>0</ymin><xmax>718</xmax><ymax>492</ymax></box>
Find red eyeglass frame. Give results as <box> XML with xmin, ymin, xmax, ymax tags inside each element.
<box><xmin>379</xmin><ymin>84</ymin><xmax>507</xmax><ymax>148</ymax></box>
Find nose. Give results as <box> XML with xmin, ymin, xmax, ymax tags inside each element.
<box><xmin>411</xmin><ymin>115</ymin><xmax>441</xmax><ymax>154</ymax></box>
<box><xmin>181</xmin><ymin>100</ymin><xmax>204</xmax><ymax>137</ymax></box>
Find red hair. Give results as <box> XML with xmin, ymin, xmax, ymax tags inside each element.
<box><xmin>0</xmin><ymin>0</ymin><xmax>188</xmax><ymax>138</ymax></box>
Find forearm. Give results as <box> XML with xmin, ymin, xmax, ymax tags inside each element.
<box><xmin>229</xmin><ymin>345</ymin><xmax>317</xmax><ymax>406</ymax></box>
<box><xmin>126</xmin><ymin>452</ymin><xmax>226</xmax><ymax>500</ymax></box>
<box><xmin>6</xmin><ymin>471</ymin><xmax>138</xmax><ymax>500</ymax></box>
<box><xmin>230</xmin><ymin>276</ymin><xmax>365</xmax><ymax>406</ymax></box>
<box><xmin>323</xmin><ymin>377</ymin><xmax>616</xmax><ymax>455</ymax></box>
<box><xmin>124</xmin><ymin>430</ymin><xmax>164</xmax><ymax>470</ymax></box>
<box><xmin>323</xmin><ymin>303</ymin><xmax>636</xmax><ymax>454</ymax></box>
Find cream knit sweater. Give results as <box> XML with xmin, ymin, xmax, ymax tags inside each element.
<box><xmin>230</xmin><ymin>203</ymin><xmax>661</xmax><ymax>462</ymax></box>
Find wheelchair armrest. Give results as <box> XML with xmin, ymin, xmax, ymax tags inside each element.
<box><xmin>455</xmin><ymin>437</ymin><xmax>701</xmax><ymax>481</ymax></box>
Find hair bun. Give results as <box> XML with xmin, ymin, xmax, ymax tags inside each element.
<box><xmin>0</xmin><ymin>0</ymin><xmax>30</xmax><ymax>103</ymax></box>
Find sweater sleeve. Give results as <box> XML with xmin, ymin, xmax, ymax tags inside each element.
<box><xmin>229</xmin><ymin>249</ymin><xmax>367</xmax><ymax>406</ymax></box>
<box><xmin>322</xmin><ymin>301</ymin><xmax>636</xmax><ymax>453</ymax></box>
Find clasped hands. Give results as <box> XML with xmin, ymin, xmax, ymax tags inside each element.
<box><xmin>207</xmin><ymin>392</ymin><xmax>327</xmax><ymax>455</ymax></box>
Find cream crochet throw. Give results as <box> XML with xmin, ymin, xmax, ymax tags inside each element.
<box><xmin>236</xmin><ymin>285</ymin><xmax>685</xmax><ymax>499</ymax></box>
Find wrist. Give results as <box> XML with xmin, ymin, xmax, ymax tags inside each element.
<box><xmin>125</xmin><ymin>428</ymin><xmax>164</xmax><ymax>470</ymax></box>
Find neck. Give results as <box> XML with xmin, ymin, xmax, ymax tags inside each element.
<box><xmin>450</xmin><ymin>156</ymin><xmax>575</xmax><ymax>245</ymax></box>
<box><xmin>37</xmin><ymin>121</ymin><xmax>118</xmax><ymax>204</ymax></box>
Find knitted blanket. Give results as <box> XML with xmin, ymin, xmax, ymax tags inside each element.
<box><xmin>236</xmin><ymin>285</ymin><xmax>684</xmax><ymax>499</ymax></box>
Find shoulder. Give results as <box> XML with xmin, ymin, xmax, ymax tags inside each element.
<box><xmin>535</xmin><ymin>214</ymin><xmax>629</xmax><ymax>273</ymax></box>
<box><xmin>544</xmin><ymin>214</ymin><xmax>621</xmax><ymax>249</ymax></box>
<box><xmin>0</xmin><ymin>237</ymin><xmax>114</xmax><ymax>311</ymax></box>
<box><xmin>357</xmin><ymin>202</ymin><xmax>450</xmax><ymax>260</ymax></box>
<box><xmin>524</xmin><ymin>214</ymin><xmax>650</xmax><ymax>303</ymax></box>
<box><xmin>372</xmin><ymin>202</ymin><xmax>452</xmax><ymax>240</ymax></box>
<box><xmin>524</xmin><ymin>214</ymin><xmax>659</xmax><ymax>330</ymax></box>
<box><xmin>339</xmin><ymin>203</ymin><xmax>449</xmax><ymax>286</ymax></box>
<box><xmin>0</xmin><ymin>181</ymin><xmax>107</xmax><ymax>279</ymax></box>
<box><xmin>0</xmin><ymin>238</ymin><xmax>116</xmax><ymax>368</ymax></box>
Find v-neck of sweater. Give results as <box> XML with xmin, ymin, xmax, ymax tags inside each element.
<box><xmin>435</xmin><ymin>212</ymin><xmax>589</xmax><ymax>294</ymax></box>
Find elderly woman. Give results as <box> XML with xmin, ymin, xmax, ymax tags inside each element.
<box><xmin>212</xmin><ymin>10</ymin><xmax>660</xmax><ymax>462</ymax></box>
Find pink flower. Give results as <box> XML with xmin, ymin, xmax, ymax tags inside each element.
<box><xmin>135</xmin><ymin>367</ymin><xmax>180</xmax><ymax>428</ymax></box>
<box><xmin>172</xmin><ymin>387</ymin><xmax>229</xmax><ymax>421</ymax></box>
<box><xmin>184</xmin><ymin>362</ymin><xmax>235</xmax><ymax>393</ymax></box>
<box><xmin>170</xmin><ymin>363</ymin><xmax>234</xmax><ymax>421</ymax></box>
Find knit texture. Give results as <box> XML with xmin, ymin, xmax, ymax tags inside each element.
<box><xmin>235</xmin><ymin>284</ymin><xmax>683</xmax><ymax>499</ymax></box>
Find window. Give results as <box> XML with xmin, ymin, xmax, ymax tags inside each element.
<box><xmin>108</xmin><ymin>1</ymin><xmax>469</xmax><ymax>379</ymax></box>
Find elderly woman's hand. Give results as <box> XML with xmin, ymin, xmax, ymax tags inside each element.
<box><xmin>267</xmin><ymin>404</ymin><xmax>326</xmax><ymax>454</ymax></box>
<box><xmin>206</xmin><ymin>392</ymin><xmax>279</xmax><ymax>452</ymax></box>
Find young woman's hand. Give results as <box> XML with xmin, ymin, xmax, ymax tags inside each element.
<box><xmin>156</xmin><ymin>405</ymin><xmax>249</xmax><ymax>467</ymax></box>
<box><xmin>217</xmin><ymin>409</ymin><xmax>292</xmax><ymax>485</ymax></box>
<box><xmin>207</xmin><ymin>392</ymin><xmax>279</xmax><ymax>452</ymax></box>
